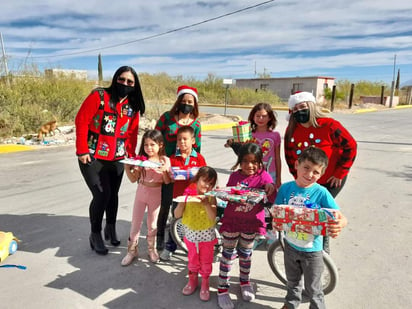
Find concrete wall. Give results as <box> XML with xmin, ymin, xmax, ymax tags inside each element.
<box><xmin>235</xmin><ymin>76</ymin><xmax>335</xmax><ymax>102</ymax></box>
<box><xmin>360</xmin><ymin>96</ymin><xmax>399</xmax><ymax>107</ymax></box>
<box><xmin>45</xmin><ymin>69</ymin><xmax>88</xmax><ymax>80</ymax></box>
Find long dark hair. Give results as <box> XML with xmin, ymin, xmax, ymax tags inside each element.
<box><xmin>232</xmin><ymin>143</ymin><xmax>264</xmax><ymax>171</ymax></box>
<box><xmin>137</xmin><ymin>129</ymin><xmax>165</xmax><ymax>157</ymax></box>
<box><xmin>169</xmin><ymin>90</ymin><xmax>199</xmax><ymax>119</ymax></box>
<box><xmin>248</xmin><ymin>102</ymin><xmax>278</xmax><ymax>132</ymax></box>
<box><xmin>106</xmin><ymin>66</ymin><xmax>145</xmax><ymax>115</ymax></box>
<box><xmin>137</xmin><ymin>130</ymin><xmax>165</xmax><ymax>180</ymax></box>
<box><xmin>192</xmin><ymin>166</ymin><xmax>218</xmax><ymax>188</ymax></box>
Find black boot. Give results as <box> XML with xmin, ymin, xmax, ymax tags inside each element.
<box><xmin>104</xmin><ymin>224</ymin><xmax>121</xmax><ymax>246</ymax></box>
<box><xmin>89</xmin><ymin>232</ymin><xmax>108</xmax><ymax>255</ymax></box>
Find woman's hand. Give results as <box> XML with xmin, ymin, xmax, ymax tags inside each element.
<box><xmin>78</xmin><ymin>154</ymin><xmax>91</xmax><ymax>164</ymax></box>
<box><xmin>327</xmin><ymin>176</ymin><xmax>342</xmax><ymax>188</ymax></box>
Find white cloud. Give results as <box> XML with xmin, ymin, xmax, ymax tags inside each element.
<box><xmin>1</xmin><ymin>0</ymin><xmax>412</xmax><ymax>82</ymax></box>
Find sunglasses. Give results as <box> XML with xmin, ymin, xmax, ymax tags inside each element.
<box><xmin>117</xmin><ymin>77</ymin><xmax>135</xmax><ymax>86</ymax></box>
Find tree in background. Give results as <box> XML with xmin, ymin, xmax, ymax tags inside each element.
<box><xmin>98</xmin><ymin>53</ymin><xmax>103</xmax><ymax>85</ymax></box>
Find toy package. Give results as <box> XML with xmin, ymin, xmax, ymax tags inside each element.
<box><xmin>120</xmin><ymin>156</ymin><xmax>162</xmax><ymax>168</ymax></box>
<box><xmin>171</xmin><ymin>167</ymin><xmax>199</xmax><ymax>180</ymax></box>
<box><xmin>205</xmin><ymin>186</ymin><xmax>267</xmax><ymax>205</ymax></box>
<box><xmin>232</xmin><ymin>121</ymin><xmax>251</xmax><ymax>143</ymax></box>
<box><xmin>270</xmin><ymin>204</ymin><xmax>337</xmax><ymax>236</ymax></box>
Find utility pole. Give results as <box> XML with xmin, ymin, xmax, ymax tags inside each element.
<box><xmin>389</xmin><ymin>54</ymin><xmax>396</xmax><ymax>108</ymax></box>
<box><xmin>0</xmin><ymin>32</ymin><xmax>10</xmax><ymax>84</ymax></box>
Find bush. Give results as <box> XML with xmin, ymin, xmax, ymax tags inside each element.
<box><xmin>0</xmin><ymin>72</ymin><xmax>282</xmax><ymax>138</ymax></box>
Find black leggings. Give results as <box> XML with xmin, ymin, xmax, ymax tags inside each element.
<box><xmin>320</xmin><ymin>175</ymin><xmax>347</xmax><ymax>254</ymax></box>
<box><xmin>156</xmin><ymin>183</ymin><xmax>174</xmax><ymax>240</ymax></box>
<box><xmin>79</xmin><ymin>159</ymin><xmax>124</xmax><ymax>233</ymax></box>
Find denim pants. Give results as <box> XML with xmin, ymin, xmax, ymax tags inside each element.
<box><xmin>284</xmin><ymin>241</ymin><xmax>325</xmax><ymax>309</ymax></box>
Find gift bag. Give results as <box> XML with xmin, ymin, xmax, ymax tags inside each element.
<box><xmin>232</xmin><ymin>121</ymin><xmax>251</xmax><ymax>143</ymax></box>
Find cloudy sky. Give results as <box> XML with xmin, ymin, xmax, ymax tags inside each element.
<box><xmin>1</xmin><ymin>0</ymin><xmax>412</xmax><ymax>84</ymax></box>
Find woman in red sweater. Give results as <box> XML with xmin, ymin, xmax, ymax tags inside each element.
<box><xmin>284</xmin><ymin>91</ymin><xmax>357</xmax><ymax>252</ymax></box>
<box><xmin>75</xmin><ymin>66</ymin><xmax>145</xmax><ymax>255</ymax></box>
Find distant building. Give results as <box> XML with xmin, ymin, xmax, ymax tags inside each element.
<box><xmin>235</xmin><ymin>76</ymin><xmax>335</xmax><ymax>103</ymax></box>
<box><xmin>45</xmin><ymin>69</ymin><xmax>88</xmax><ymax>80</ymax></box>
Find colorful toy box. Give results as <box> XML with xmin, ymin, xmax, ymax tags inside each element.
<box><xmin>171</xmin><ymin>167</ymin><xmax>199</xmax><ymax>180</ymax></box>
<box><xmin>232</xmin><ymin>121</ymin><xmax>251</xmax><ymax>143</ymax></box>
<box><xmin>270</xmin><ymin>204</ymin><xmax>336</xmax><ymax>236</ymax></box>
<box><xmin>205</xmin><ymin>186</ymin><xmax>267</xmax><ymax>205</ymax></box>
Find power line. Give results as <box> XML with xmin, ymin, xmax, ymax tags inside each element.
<box><xmin>29</xmin><ymin>0</ymin><xmax>275</xmax><ymax>59</ymax></box>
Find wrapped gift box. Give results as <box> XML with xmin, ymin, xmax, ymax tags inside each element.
<box><xmin>270</xmin><ymin>204</ymin><xmax>336</xmax><ymax>236</ymax></box>
<box><xmin>232</xmin><ymin>121</ymin><xmax>251</xmax><ymax>143</ymax></box>
<box><xmin>171</xmin><ymin>167</ymin><xmax>199</xmax><ymax>180</ymax></box>
<box><xmin>120</xmin><ymin>158</ymin><xmax>162</xmax><ymax>168</ymax></box>
<box><xmin>205</xmin><ymin>186</ymin><xmax>267</xmax><ymax>205</ymax></box>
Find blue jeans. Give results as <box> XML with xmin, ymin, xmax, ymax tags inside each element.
<box><xmin>284</xmin><ymin>241</ymin><xmax>325</xmax><ymax>309</ymax></box>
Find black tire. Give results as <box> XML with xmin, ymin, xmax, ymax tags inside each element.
<box><xmin>267</xmin><ymin>240</ymin><xmax>339</xmax><ymax>295</ymax></box>
<box><xmin>171</xmin><ymin>218</ymin><xmax>223</xmax><ymax>255</ymax></box>
<box><xmin>170</xmin><ymin>218</ymin><xmax>188</xmax><ymax>253</ymax></box>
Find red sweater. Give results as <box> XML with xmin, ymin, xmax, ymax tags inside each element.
<box><xmin>170</xmin><ymin>149</ymin><xmax>207</xmax><ymax>198</ymax></box>
<box><xmin>284</xmin><ymin>117</ymin><xmax>357</xmax><ymax>184</ymax></box>
<box><xmin>75</xmin><ymin>89</ymin><xmax>140</xmax><ymax>160</ymax></box>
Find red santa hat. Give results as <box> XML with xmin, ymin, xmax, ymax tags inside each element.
<box><xmin>288</xmin><ymin>91</ymin><xmax>316</xmax><ymax>110</ymax></box>
<box><xmin>177</xmin><ymin>85</ymin><xmax>198</xmax><ymax>102</ymax></box>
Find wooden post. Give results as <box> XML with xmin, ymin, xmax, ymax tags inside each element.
<box><xmin>380</xmin><ymin>86</ymin><xmax>385</xmax><ymax>105</ymax></box>
<box><xmin>348</xmin><ymin>83</ymin><xmax>354</xmax><ymax>109</ymax></box>
<box><xmin>330</xmin><ymin>85</ymin><xmax>336</xmax><ymax>112</ymax></box>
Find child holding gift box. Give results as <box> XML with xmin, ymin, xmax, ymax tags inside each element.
<box><xmin>275</xmin><ymin>147</ymin><xmax>347</xmax><ymax>309</ymax></box>
<box><xmin>174</xmin><ymin>166</ymin><xmax>219</xmax><ymax>301</ymax></box>
<box><xmin>217</xmin><ymin>143</ymin><xmax>275</xmax><ymax>309</ymax></box>
<box><xmin>225</xmin><ymin>102</ymin><xmax>281</xmax><ymax>188</ymax></box>
<box><xmin>160</xmin><ymin>126</ymin><xmax>207</xmax><ymax>260</ymax></box>
<box><xmin>121</xmin><ymin>130</ymin><xmax>171</xmax><ymax>265</ymax></box>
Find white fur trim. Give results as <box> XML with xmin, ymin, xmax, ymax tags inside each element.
<box><xmin>177</xmin><ymin>89</ymin><xmax>198</xmax><ymax>102</ymax></box>
<box><xmin>288</xmin><ymin>92</ymin><xmax>316</xmax><ymax>110</ymax></box>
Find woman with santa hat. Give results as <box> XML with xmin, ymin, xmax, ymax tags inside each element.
<box><xmin>155</xmin><ymin>85</ymin><xmax>202</xmax><ymax>259</ymax></box>
<box><xmin>284</xmin><ymin>91</ymin><xmax>357</xmax><ymax>252</ymax></box>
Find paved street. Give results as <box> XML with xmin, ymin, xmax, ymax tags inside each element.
<box><xmin>1</xmin><ymin>107</ymin><xmax>412</xmax><ymax>308</ymax></box>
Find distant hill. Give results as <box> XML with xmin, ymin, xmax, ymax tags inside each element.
<box><xmin>400</xmin><ymin>79</ymin><xmax>412</xmax><ymax>88</ymax></box>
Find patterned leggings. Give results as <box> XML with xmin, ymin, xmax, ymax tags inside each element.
<box><xmin>218</xmin><ymin>231</ymin><xmax>256</xmax><ymax>292</ymax></box>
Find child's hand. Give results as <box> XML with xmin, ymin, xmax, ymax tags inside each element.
<box><xmin>264</xmin><ymin>183</ymin><xmax>275</xmax><ymax>196</ymax></box>
<box><xmin>327</xmin><ymin>211</ymin><xmax>347</xmax><ymax>238</ymax></box>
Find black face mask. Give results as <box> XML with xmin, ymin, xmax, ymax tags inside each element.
<box><xmin>179</xmin><ymin>104</ymin><xmax>194</xmax><ymax>114</ymax></box>
<box><xmin>293</xmin><ymin>109</ymin><xmax>310</xmax><ymax>123</ymax></box>
<box><xmin>116</xmin><ymin>83</ymin><xmax>134</xmax><ymax>98</ymax></box>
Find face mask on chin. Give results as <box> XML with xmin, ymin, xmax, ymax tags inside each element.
<box><xmin>116</xmin><ymin>83</ymin><xmax>134</xmax><ymax>98</ymax></box>
<box><xmin>179</xmin><ymin>104</ymin><xmax>194</xmax><ymax>114</ymax></box>
<box><xmin>293</xmin><ymin>109</ymin><xmax>310</xmax><ymax>123</ymax></box>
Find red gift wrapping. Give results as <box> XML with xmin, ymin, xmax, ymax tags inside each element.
<box><xmin>271</xmin><ymin>204</ymin><xmax>336</xmax><ymax>236</ymax></box>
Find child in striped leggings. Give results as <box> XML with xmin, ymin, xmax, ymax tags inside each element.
<box><xmin>217</xmin><ymin>143</ymin><xmax>275</xmax><ymax>309</ymax></box>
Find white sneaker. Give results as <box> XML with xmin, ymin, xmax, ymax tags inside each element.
<box><xmin>160</xmin><ymin>249</ymin><xmax>173</xmax><ymax>261</ymax></box>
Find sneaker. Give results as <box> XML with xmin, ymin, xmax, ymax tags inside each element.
<box><xmin>240</xmin><ymin>284</ymin><xmax>255</xmax><ymax>302</ymax></box>
<box><xmin>217</xmin><ymin>292</ymin><xmax>234</xmax><ymax>309</ymax></box>
<box><xmin>160</xmin><ymin>249</ymin><xmax>173</xmax><ymax>261</ymax></box>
